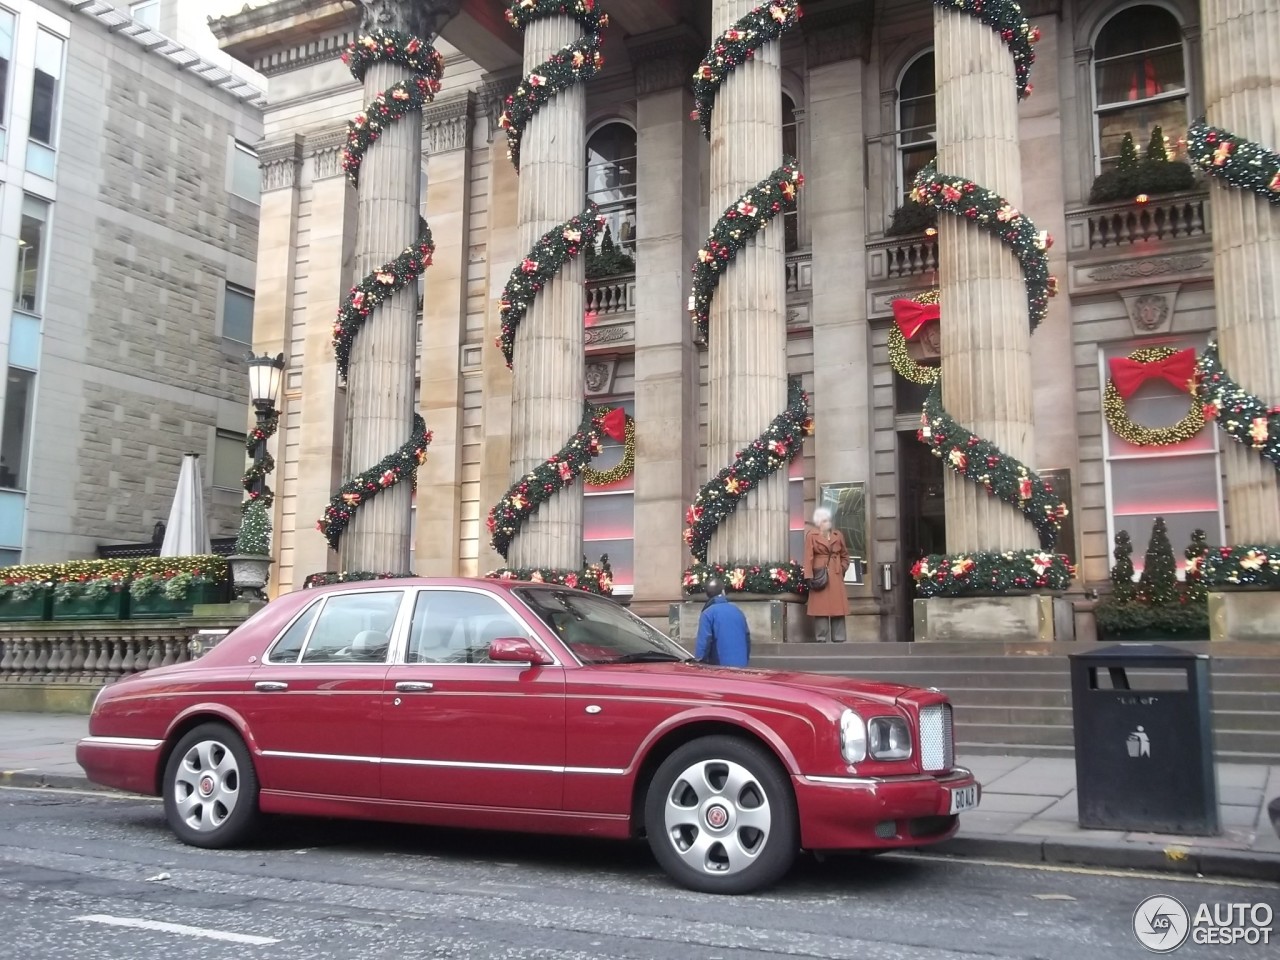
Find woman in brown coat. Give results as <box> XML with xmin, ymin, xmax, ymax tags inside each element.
<box><xmin>803</xmin><ymin>507</ymin><xmax>849</xmax><ymax>643</ymax></box>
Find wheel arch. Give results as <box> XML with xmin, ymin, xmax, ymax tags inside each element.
<box><xmin>156</xmin><ymin>705</ymin><xmax>258</xmax><ymax>796</ymax></box>
<box><xmin>627</xmin><ymin>715</ymin><xmax>800</xmax><ymax>838</ymax></box>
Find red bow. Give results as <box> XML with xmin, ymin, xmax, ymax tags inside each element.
<box><xmin>892</xmin><ymin>299</ymin><xmax>941</xmax><ymax>341</ymax></box>
<box><xmin>1108</xmin><ymin>348</ymin><xmax>1197</xmax><ymax>398</ymax></box>
<box><xmin>601</xmin><ymin>407</ymin><xmax>627</xmax><ymax>442</ymax></box>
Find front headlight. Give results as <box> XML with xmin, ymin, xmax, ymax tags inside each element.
<box><xmin>868</xmin><ymin>717</ymin><xmax>912</xmax><ymax>760</ymax></box>
<box><xmin>840</xmin><ymin>709</ymin><xmax>866</xmax><ymax>764</ymax></box>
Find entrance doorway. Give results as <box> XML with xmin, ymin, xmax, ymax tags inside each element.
<box><xmin>897</xmin><ymin>431</ymin><xmax>945</xmax><ymax>642</ymax></box>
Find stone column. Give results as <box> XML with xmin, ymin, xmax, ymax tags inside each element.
<box><xmin>253</xmin><ymin>136</ymin><xmax>303</xmax><ymax>593</ymax></box>
<box><xmin>339</xmin><ymin>38</ymin><xmax>423</xmax><ymax>574</ymax></box>
<box><xmin>507</xmin><ymin>16</ymin><xmax>586</xmax><ymax>572</ymax></box>
<box><xmin>628</xmin><ymin>27</ymin><xmax>704</xmax><ymax>616</ymax></box>
<box><xmin>416</xmin><ymin>94</ymin><xmax>475</xmax><ymax>575</ymax></box>
<box><xmin>294</xmin><ymin>131</ymin><xmax>355</xmax><ymax>587</ymax></box>
<box><xmin>1202</xmin><ymin>0</ymin><xmax>1280</xmax><ymax>544</ymax></box>
<box><xmin>707</xmin><ymin>0</ymin><xmax>789</xmax><ymax>567</ymax></box>
<box><xmin>934</xmin><ymin>7</ymin><xmax>1038</xmax><ymax>555</ymax></box>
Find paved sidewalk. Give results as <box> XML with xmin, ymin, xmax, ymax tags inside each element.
<box><xmin>2</xmin><ymin>713</ymin><xmax>1277</xmax><ymax>882</ymax></box>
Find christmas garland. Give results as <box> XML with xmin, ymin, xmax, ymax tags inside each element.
<box><xmin>1190</xmin><ymin>545</ymin><xmax>1280</xmax><ymax>590</ymax></box>
<box><xmin>913</xmin><ymin>551</ymin><xmax>1073</xmax><ymax>599</ymax></box>
<box><xmin>910</xmin><ymin>162</ymin><xmax>1057</xmax><ymax>333</ymax></box>
<box><xmin>488</xmin><ymin>405</ymin><xmax>614</xmax><ymax>561</ymax></box>
<box><xmin>682</xmin><ymin>379</ymin><xmax>813</xmax><ymax>593</ymax></box>
<box><xmin>931</xmin><ymin>1</ymin><xmax>1040</xmax><ymax>101</ymax></box>
<box><xmin>304</xmin><ymin>571</ymin><xmax>417</xmax><ymax>589</ymax></box>
<box><xmin>496</xmin><ymin>204</ymin><xmax>604</xmax><ymax>367</ymax></box>
<box><xmin>317</xmin><ymin>415</ymin><xmax>432</xmax><ymax>551</ymax></box>
<box><xmin>243</xmin><ymin>412</ymin><xmax>279</xmax><ymax>512</ymax></box>
<box><xmin>488</xmin><ymin>558</ymin><xmax>614</xmax><ymax>596</ymax></box>
<box><xmin>498</xmin><ymin>0</ymin><xmax>608</xmax><ymax>171</ymax></box>
<box><xmin>919</xmin><ymin>382</ymin><xmax>1067</xmax><ymax>550</ymax></box>
<box><xmin>583</xmin><ymin>414</ymin><xmax>634</xmax><ymax>486</ymax></box>
<box><xmin>320</xmin><ymin>31</ymin><xmax>442</xmax><ymax>557</ymax></box>
<box><xmin>688</xmin><ymin>160</ymin><xmax>804</xmax><ymax>342</ymax></box>
<box><xmin>1196</xmin><ymin>340</ymin><xmax>1280</xmax><ymax>470</ymax></box>
<box><xmin>1186</xmin><ymin>119</ymin><xmax>1280</xmax><ymax>205</ymax></box>
<box><xmin>690</xmin><ymin>0</ymin><xmax>803</xmax><ymax>138</ymax></box>
<box><xmin>888</xmin><ymin>290</ymin><xmax>941</xmax><ymax>385</ymax></box>
<box><xmin>683</xmin><ymin>561</ymin><xmax>807</xmax><ymax>597</ymax></box>
<box><xmin>340</xmin><ymin>31</ymin><xmax>444</xmax><ymax>186</ymax></box>
<box><xmin>1104</xmin><ymin>347</ymin><xmax>1205</xmax><ymax>447</ymax></box>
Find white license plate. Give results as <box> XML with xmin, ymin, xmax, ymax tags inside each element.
<box><xmin>949</xmin><ymin>785</ymin><xmax>979</xmax><ymax>814</ymax></box>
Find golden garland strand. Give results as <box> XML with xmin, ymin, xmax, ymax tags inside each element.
<box><xmin>583</xmin><ymin>415</ymin><xmax>635</xmax><ymax>486</ymax></box>
<box><xmin>888</xmin><ymin>289</ymin><xmax>941</xmax><ymax>385</ymax></box>
<box><xmin>1103</xmin><ymin>346</ymin><xmax>1206</xmax><ymax>447</ymax></box>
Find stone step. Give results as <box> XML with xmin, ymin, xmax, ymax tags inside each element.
<box><xmin>941</xmin><ymin>687</ymin><xmax>1280</xmax><ymax>713</ymax></box>
<box><xmin>749</xmin><ymin>641</ymin><xmax>1280</xmax><ymax>658</ymax></box>
<box><xmin>955</xmin><ymin>722</ymin><xmax>1280</xmax><ymax>761</ymax></box>
<box><xmin>958</xmin><ymin>742</ymin><xmax>1279</xmax><ymax>765</ymax></box>
<box><xmin>954</xmin><ymin>704</ymin><xmax>1280</xmax><ymax>734</ymax></box>
<box><xmin>751</xmin><ymin>653</ymin><xmax>1280</xmax><ymax>675</ymax></box>
<box><xmin>776</xmin><ymin>668</ymin><xmax>1276</xmax><ymax>694</ymax></box>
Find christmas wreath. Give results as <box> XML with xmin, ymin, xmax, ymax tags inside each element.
<box><xmin>888</xmin><ymin>291</ymin><xmax>942</xmax><ymax>385</ymax></box>
<box><xmin>1103</xmin><ymin>346</ymin><xmax>1205</xmax><ymax>447</ymax></box>
<box><xmin>1196</xmin><ymin>340</ymin><xmax>1280</xmax><ymax>470</ymax></box>
<box><xmin>1186</xmin><ymin>119</ymin><xmax>1280</xmax><ymax>206</ymax></box>
<box><xmin>583</xmin><ymin>411</ymin><xmax>634</xmax><ymax>486</ymax></box>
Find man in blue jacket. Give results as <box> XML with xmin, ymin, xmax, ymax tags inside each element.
<box><xmin>695</xmin><ymin>578</ymin><xmax>751</xmax><ymax>667</ymax></box>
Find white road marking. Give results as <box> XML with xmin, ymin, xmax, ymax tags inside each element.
<box><xmin>0</xmin><ymin>785</ymin><xmax>159</xmax><ymax>801</ymax></box>
<box><xmin>885</xmin><ymin>851</ymin><xmax>1280</xmax><ymax>889</ymax></box>
<box><xmin>74</xmin><ymin>915</ymin><xmax>280</xmax><ymax>946</ymax></box>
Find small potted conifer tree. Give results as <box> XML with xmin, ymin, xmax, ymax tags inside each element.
<box><xmin>228</xmin><ymin>500</ymin><xmax>272</xmax><ymax>601</ymax></box>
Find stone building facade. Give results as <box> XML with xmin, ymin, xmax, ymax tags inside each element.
<box><xmin>0</xmin><ymin>0</ymin><xmax>263</xmax><ymax>563</ymax></box>
<box><xmin>215</xmin><ymin>0</ymin><xmax>1274</xmax><ymax>641</ymax></box>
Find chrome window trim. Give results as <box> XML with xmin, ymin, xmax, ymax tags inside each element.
<box><xmin>396</xmin><ymin>585</ymin><xmax>562</xmax><ymax>668</ymax></box>
<box><xmin>259</xmin><ymin>748</ymin><xmax>623</xmax><ymax>776</ymax></box>
<box><xmin>277</xmin><ymin>589</ymin><xmax>411</xmax><ymax>667</ymax></box>
<box><xmin>263</xmin><ymin>596</ymin><xmax>324</xmax><ymax>665</ymax></box>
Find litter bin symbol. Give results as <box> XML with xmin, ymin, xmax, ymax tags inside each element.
<box><xmin>1126</xmin><ymin>726</ymin><xmax>1151</xmax><ymax>758</ymax></box>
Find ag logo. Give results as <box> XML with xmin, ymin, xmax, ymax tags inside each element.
<box><xmin>1133</xmin><ymin>896</ymin><xmax>1190</xmax><ymax>953</ymax></box>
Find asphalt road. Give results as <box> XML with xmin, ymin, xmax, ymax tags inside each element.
<box><xmin>0</xmin><ymin>786</ymin><xmax>1275</xmax><ymax>960</ymax></box>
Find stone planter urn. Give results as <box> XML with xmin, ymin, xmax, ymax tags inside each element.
<box><xmin>228</xmin><ymin>554</ymin><xmax>273</xmax><ymax>601</ymax></box>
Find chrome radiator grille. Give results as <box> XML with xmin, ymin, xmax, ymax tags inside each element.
<box><xmin>919</xmin><ymin>703</ymin><xmax>954</xmax><ymax>772</ymax></box>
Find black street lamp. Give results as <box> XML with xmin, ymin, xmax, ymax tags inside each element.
<box><xmin>246</xmin><ymin>352</ymin><xmax>285</xmax><ymax>500</ymax></box>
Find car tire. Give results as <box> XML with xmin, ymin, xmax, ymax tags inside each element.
<box><xmin>162</xmin><ymin>723</ymin><xmax>261</xmax><ymax>849</ymax></box>
<box><xmin>644</xmin><ymin>735</ymin><xmax>798</xmax><ymax>895</ymax></box>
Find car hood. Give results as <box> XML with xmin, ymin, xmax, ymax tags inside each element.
<box><xmin>609</xmin><ymin>661</ymin><xmax>918</xmax><ymax>710</ymax></box>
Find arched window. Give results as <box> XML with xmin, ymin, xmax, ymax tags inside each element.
<box><xmin>1093</xmin><ymin>5</ymin><xmax>1188</xmax><ymax>171</ymax></box>
<box><xmin>897</xmin><ymin>51</ymin><xmax>935</xmax><ymax>199</ymax></box>
<box><xmin>782</xmin><ymin>93</ymin><xmax>799</xmax><ymax>253</ymax></box>
<box><xmin>585</xmin><ymin>122</ymin><xmax>636</xmax><ymax>279</ymax></box>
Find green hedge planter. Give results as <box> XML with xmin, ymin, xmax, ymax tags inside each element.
<box><xmin>0</xmin><ymin>589</ymin><xmax>52</xmax><ymax>622</ymax></box>
<box><xmin>51</xmin><ymin>590</ymin><xmax>129</xmax><ymax>622</ymax></box>
<box><xmin>130</xmin><ymin>582</ymin><xmax>224</xmax><ymax>620</ymax></box>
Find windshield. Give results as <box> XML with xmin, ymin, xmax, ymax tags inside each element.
<box><xmin>514</xmin><ymin>588</ymin><xmax>691</xmax><ymax>665</ymax></box>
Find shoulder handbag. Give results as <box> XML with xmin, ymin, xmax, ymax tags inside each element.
<box><xmin>808</xmin><ymin>564</ymin><xmax>829</xmax><ymax>592</ymax></box>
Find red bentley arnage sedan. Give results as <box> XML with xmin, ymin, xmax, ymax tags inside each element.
<box><xmin>78</xmin><ymin>579</ymin><xmax>980</xmax><ymax>894</ymax></box>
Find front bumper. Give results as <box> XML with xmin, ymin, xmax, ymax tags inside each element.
<box><xmin>792</xmin><ymin>766</ymin><xmax>980</xmax><ymax>851</ymax></box>
<box><xmin>76</xmin><ymin>736</ymin><xmax>165</xmax><ymax>796</ymax></box>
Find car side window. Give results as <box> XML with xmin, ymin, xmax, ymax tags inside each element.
<box><xmin>266</xmin><ymin>602</ymin><xmax>320</xmax><ymax>664</ymax></box>
<box><xmin>406</xmin><ymin>590</ymin><xmax>526</xmax><ymax>664</ymax></box>
<box><xmin>299</xmin><ymin>592</ymin><xmax>403</xmax><ymax>664</ymax></box>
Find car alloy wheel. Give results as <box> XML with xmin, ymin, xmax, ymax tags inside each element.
<box><xmin>163</xmin><ymin>723</ymin><xmax>260</xmax><ymax>849</ymax></box>
<box><xmin>645</xmin><ymin>735</ymin><xmax>797</xmax><ymax>894</ymax></box>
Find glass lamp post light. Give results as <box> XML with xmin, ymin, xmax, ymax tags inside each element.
<box><xmin>231</xmin><ymin>352</ymin><xmax>286</xmax><ymax>602</ymax></box>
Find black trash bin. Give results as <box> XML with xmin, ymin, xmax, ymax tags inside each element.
<box><xmin>1069</xmin><ymin>644</ymin><xmax>1219</xmax><ymax>836</ymax></box>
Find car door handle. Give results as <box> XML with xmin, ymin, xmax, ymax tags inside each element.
<box><xmin>395</xmin><ymin>681</ymin><xmax>434</xmax><ymax>693</ymax></box>
<box><xmin>255</xmin><ymin>681</ymin><xmax>288</xmax><ymax>692</ymax></box>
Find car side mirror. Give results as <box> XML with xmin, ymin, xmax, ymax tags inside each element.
<box><xmin>488</xmin><ymin>637</ymin><xmax>553</xmax><ymax>666</ymax></box>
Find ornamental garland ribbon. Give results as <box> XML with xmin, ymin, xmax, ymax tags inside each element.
<box><xmin>498</xmin><ymin>0</ymin><xmax>608</xmax><ymax>171</ymax></box>
<box><xmin>1104</xmin><ymin>347</ymin><xmax>1205</xmax><ymax>448</ymax></box>
<box><xmin>691</xmin><ymin>0</ymin><xmax>803</xmax><ymax>138</ymax></box>
<box><xmin>497</xmin><ymin>204</ymin><xmax>604</xmax><ymax>368</ymax></box>
<box><xmin>319</xmin><ymin>30</ymin><xmax>442</xmax><ymax>555</ymax></box>
<box><xmin>688</xmin><ymin>160</ymin><xmax>804</xmax><ymax>342</ymax></box>
<box><xmin>243</xmin><ymin>412</ymin><xmax>279</xmax><ymax>512</ymax></box>
<box><xmin>910</xmin><ymin>162</ymin><xmax>1057</xmax><ymax>333</ymax></box>
<box><xmin>1189</xmin><ymin>545</ymin><xmax>1280</xmax><ymax>590</ymax></box>
<box><xmin>931</xmin><ymin>0</ymin><xmax>1040</xmax><ymax>101</ymax></box>
<box><xmin>1196</xmin><ymin>340</ymin><xmax>1280</xmax><ymax>470</ymax></box>
<box><xmin>1186</xmin><ymin>119</ymin><xmax>1280</xmax><ymax>205</ymax></box>
<box><xmin>583</xmin><ymin>409</ymin><xmax>634</xmax><ymax>486</ymax></box>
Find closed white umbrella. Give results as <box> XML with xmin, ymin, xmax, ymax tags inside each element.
<box><xmin>161</xmin><ymin>453</ymin><xmax>211</xmax><ymax>557</ymax></box>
